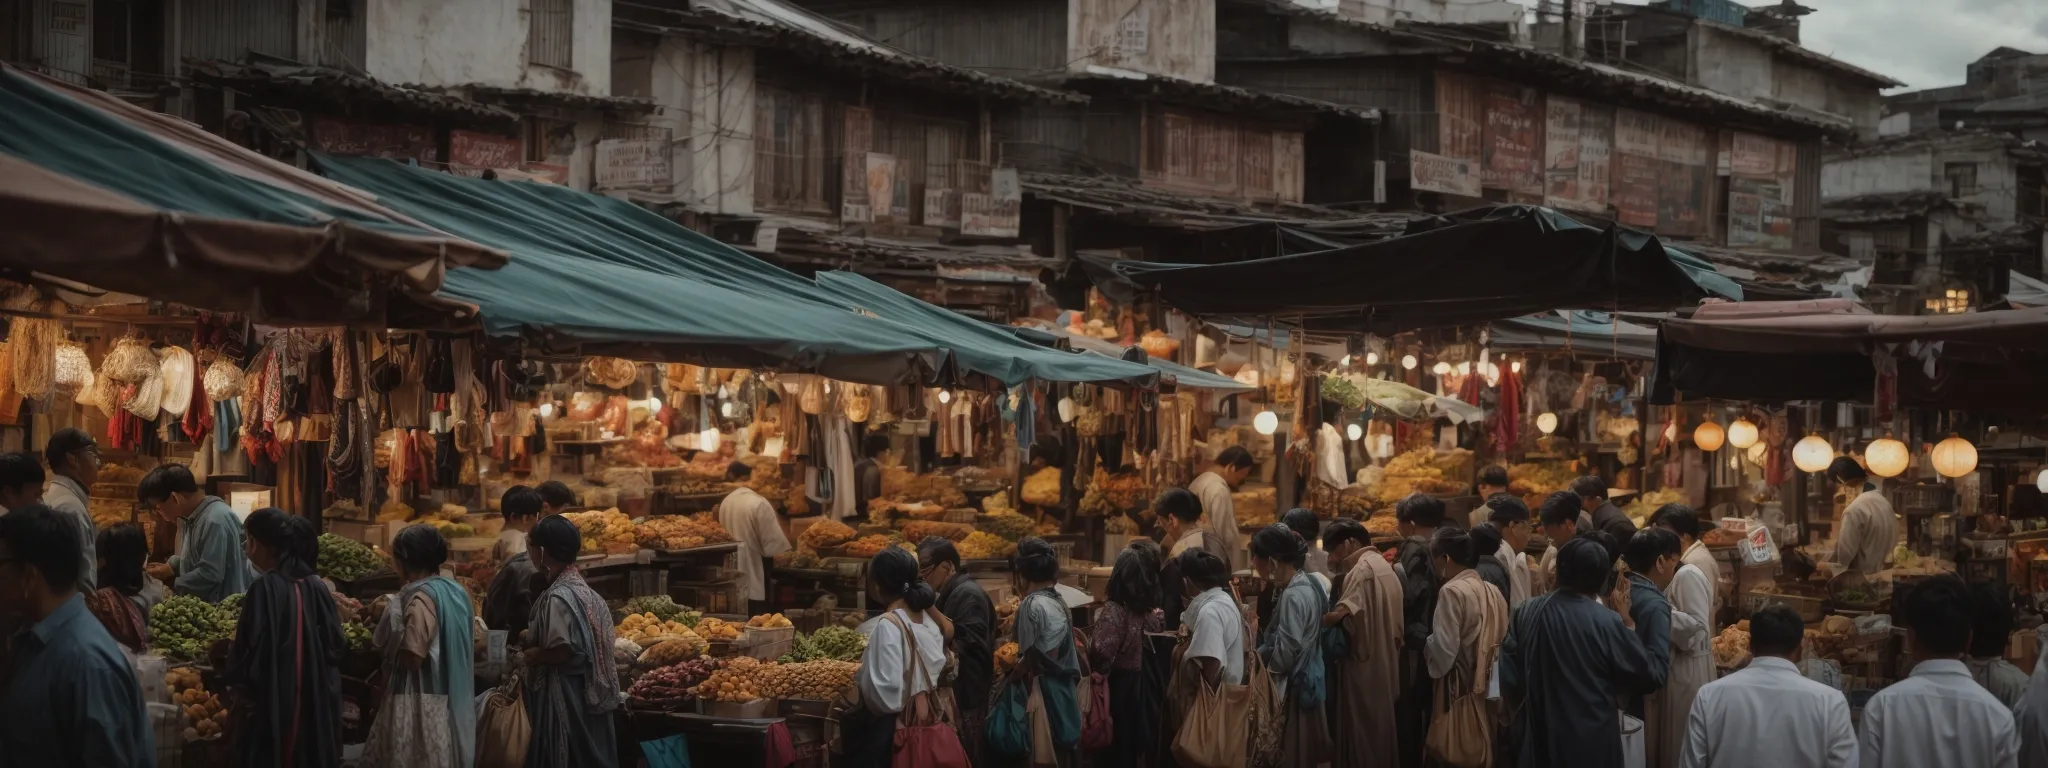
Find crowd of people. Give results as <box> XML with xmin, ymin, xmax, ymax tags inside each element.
<box><xmin>4</xmin><ymin>430</ymin><xmax>2047</xmax><ymax>768</ymax></box>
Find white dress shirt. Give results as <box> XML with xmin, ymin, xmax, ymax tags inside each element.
<box><xmin>1859</xmin><ymin>659</ymin><xmax>2018</xmax><ymax>768</ymax></box>
<box><xmin>1681</xmin><ymin>540</ymin><xmax>1721</xmax><ymax>622</ymax></box>
<box><xmin>1971</xmin><ymin>656</ymin><xmax>2032</xmax><ymax>711</ymax></box>
<box><xmin>1496</xmin><ymin>540</ymin><xmax>1531</xmax><ymax>607</ymax></box>
<box><xmin>1682</xmin><ymin>656</ymin><xmax>1856</xmax><ymax>768</ymax></box>
<box><xmin>1188</xmin><ymin>471</ymin><xmax>1243</xmax><ymax>571</ymax></box>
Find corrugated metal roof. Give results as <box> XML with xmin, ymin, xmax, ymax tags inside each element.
<box><xmin>1064</xmin><ymin>67</ymin><xmax>1381</xmax><ymax>124</ymax></box>
<box><xmin>187</xmin><ymin>59</ymin><xmax>518</xmax><ymax>125</ymax></box>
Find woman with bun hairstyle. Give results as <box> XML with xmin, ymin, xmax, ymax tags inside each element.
<box><xmin>522</xmin><ymin>514</ymin><xmax>622</xmax><ymax>768</ymax></box>
<box><xmin>845</xmin><ymin>546</ymin><xmax>956</xmax><ymax>767</ymax></box>
<box><xmin>1004</xmin><ymin>536</ymin><xmax>1081</xmax><ymax>766</ymax></box>
<box><xmin>1251</xmin><ymin>524</ymin><xmax>1332</xmax><ymax>767</ymax></box>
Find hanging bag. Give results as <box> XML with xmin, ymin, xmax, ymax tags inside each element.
<box><xmin>1170</xmin><ymin>660</ymin><xmax>1251</xmax><ymax>768</ymax></box>
<box><xmin>1424</xmin><ymin>582</ymin><xmax>1508</xmax><ymax>768</ymax></box>
<box><xmin>886</xmin><ymin>613</ymin><xmax>969</xmax><ymax>768</ymax></box>
<box><xmin>474</xmin><ymin>670</ymin><xmax>532</xmax><ymax>768</ymax></box>
<box><xmin>1075</xmin><ymin>625</ymin><xmax>1115</xmax><ymax>751</ymax></box>
<box><xmin>986</xmin><ymin>673</ymin><xmax>1032</xmax><ymax>757</ymax></box>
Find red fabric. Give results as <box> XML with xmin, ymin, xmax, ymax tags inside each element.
<box><xmin>762</xmin><ymin>721</ymin><xmax>797</xmax><ymax>768</ymax></box>
<box><xmin>1492</xmin><ymin>368</ymin><xmax>1522</xmax><ymax>453</ymax></box>
<box><xmin>182</xmin><ymin>361</ymin><xmax>213</xmax><ymax>443</ymax></box>
<box><xmin>108</xmin><ymin>385</ymin><xmax>143</xmax><ymax>450</ymax></box>
<box><xmin>894</xmin><ymin>722</ymin><xmax>970</xmax><ymax>768</ymax></box>
<box><xmin>1078</xmin><ymin>669</ymin><xmax>1113</xmax><ymax>750</ymax></box>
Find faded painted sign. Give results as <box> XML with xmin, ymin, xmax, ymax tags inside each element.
<box><xmin>842</xmin><ymin>107</ymin><xmax>873</xmax><ymax>223</ymax></box>
<box><xmin>865</xmin><ymin>153</ymin><xmax>898</xmax><ymax>223</ymax></box>
<box><xmin>1115</xmin><ymin>5</ymin><xmax>1150</xmax><ymax>59</ymax></box>
<box><xmin>962</xmin><ymin>167</ymin><xmax>1021</xmax><ymax>238</ymax></box>
<box><xmin>595</xmin><ymin>138</ymin><xmax>672</xmax><ymax>189</ymax></box>
<box><xmin>1436</xmin><ymin>72</ymin><xmax>1485</xmax><ymax>166</ymax></box>
<box><xmin>1575</xmin><ymin>104</ymin><xmax>1614</xmax><ymax>213</ymax></box>
<box><xmin>1728</xmin><ymin>133</ymin><xmax>1797</xmax><ymax>249</ymax></box>
<box><xmin>448</xmin><ymin>130</ymin><xmax>522</xmax><ymax>177</ymax></box>
<box><xmin>1612</xmin><ymin>153</ymin><xmax>1660</xmax><ymax>228</ymax></box>
<box><xmin>312</xmin><ymin>118</ymin><xmax>438</xmax><ymax>163</ymax></box>
<box><xmin>1273</xmin><ymin>131</ymin><xmax>1304</xmax><ymax>203</ymax></box>
<box><xmin>923</xmin><ymin>188</ymin><xmax>961</xmax><ymax>228</ymax></box>
<box><xmin>1655</xmin><ymin>118</ymin><xmax>1711</xmax><ymax>236</ymax></box>
<box><xmin>1483</xmin><ymin>82</ymin><xmax>1543</xmax><ymax>196</ymax></box>
<box><xmin>1614</xmin><ymin>109</ymin><xmax>1660</xmax><ymax>159</ymax></box>
<box><xmin>1410</xmin><ymin>150</ymin><xmax>1481</xmax><ymax>198</ymax></box>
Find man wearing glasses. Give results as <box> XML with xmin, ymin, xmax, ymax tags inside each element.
<box><xmin>917</xmin><ymin>535</ymin><xmax>993</xmax><ymax>765</ymax></box>
<box><xmin>39</xmin><ymin>428</ymin><xmax>100</xmax><ymax>592</ymax></box>
<box><xmin>137</xmin><ymin>464</ymin><xmax>251</xmax><ymax>603</ymax></box>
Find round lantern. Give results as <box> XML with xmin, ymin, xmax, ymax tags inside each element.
<box><xmin>1727</xmin><ymin>418</ymin><xmax>1760</xmax><ymax>450</ymax></box>
<box><xmin>1253</xmin><ymin>410</ymin><xmax>1280</xmax><ymax>435</ymax></box>
<box><xmin>539</xmin><ymin>402</ymin><xmax>557</xmax><ymax>419</ymax></box>
<box><xmin>1340</xmin><ymin>355</ymin><xmax>1352</xmax><ymax>367</ymax></box>
<box><xmin>1346</xmin><ymin>423</ymin><xmax>1363</xmax><ymax>441</ymax></box>
<box><xmin>719</xmin><ymin>400</ymin><xmax>735</xmax><ymax>418</ymax></box>
<box><xmin>1057</xmin><ymin>397</ymin><xmax>1076</xmax><ymax>423</ymax></box>
<box><xmin>2036</xmin><ymin>468</ymin><xmax>2048</xmax><ymax>493</ymax></box>
<box><xmin>937</xmin><ymin>389</ymin><xmax>953</xmax><ymax>405</ymax></box>
<box><xmin>1793</xmin><ymin>434</ymin><xmax>1835</xmax><ymax>473</ymax></box>
<box><xmin>1864</xmin><ymin>437</ymin><xmax>1909</xmax><ymax>478</ymax></box>
<box><xmin>1401</xmin><ymin>354</ymin><xmax>1418</xmax><ymax>370</ymax></box>
<box><xmin>1511</xmin><ymin>360</ymin><xmax>1523</xmax><ymax>373</ymax></box>
<box><xmin>1535</xmin><ymin>412</ymin><xmax>1558</xmax><ymax>434</ymax></box>
<box><xmin>1693</xmin><ymin>421</ymin><xmax>1726</xmax><ymax>452</ymax></box>
<box><xmin>1365</xmin><ymin>352</ymin><xmax>1379</xmax><ymax>366</ymax></box>
<box><xmin>1432</xmin><ymin>361</ymin><xmax>1452</xmax><ymax>376</ymax></box>
<box><xmin>1931</xmin><ymin>434</ymin><xmax>1978</xmax><ymax>478</ymax></box>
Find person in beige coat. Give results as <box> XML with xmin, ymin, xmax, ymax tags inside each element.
<box><xmin>1321</xmin><ymin>519</ymin><xmax>1404</xmax><ymax>768</ymax></box>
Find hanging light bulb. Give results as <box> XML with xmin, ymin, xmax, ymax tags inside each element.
<box><xmin>699</xmin><ymin>426</ymin><xmax>722</xmax><ymax>451</ymax></box>
<box><xmin>1536</xmin><ymin>412</ymin><xmax>1558</xmax><ymax>435</ymax></box>
<box><xmin>539</xmin><ymin>402</ymin><xmax>556</xmax><ymax>419</ymax></box>
<box><xmin>1401</xmin><ymin>354</ymin><xmax>1417</xmax><ymax>370</ymax></box>
<box><xmin>1694</xmin><ymin>420</ymin><xmax>1726</xmax><ymax>452</ymax></box>
<box><xmin>1793</xmin><ymin>434</ymin><xmax>1836</xmax><ymax>473</ymax></box>
<box><xmin>938</xmin><ymin>389</ymin><xmax>953</xmax><ymax>405</ymax></box>
<box><xmin>1511</xmin><ymin>359</ymin><xmax>1523</xmax><ymax>373</ymax></box>
<box><xmin>719</xmin><ymin>400</ymin><xmax>736</xmax><ymax>418</ymax></box>
<box><xmin>1727</xmin><ymin>418</ymin><xmax>1759</xmax><ymax>450</ymax></box>
<box><xmin>716</xmin><ymin>383</ymin><xmax>729</xmax><ymax>398</ymax></box>
<box><xmin>1345</xmin><ymin>423</ymin><xmax>1363</xmax><ymax>441</ymax></box>
<box><xmin>1931</xmin><ymin>434</ymin><xmax>1978</xmax><ymax>478</ymax></box>
<box><xmin>1365</xmin><ymin>352</ymin><xmax>1379</xmax><ymax>366</ymax></box>
<box><xmin>1865</xmin><ymin>436</ymin><xmax>1909</xmax><ymax>478</ymax></box>
<box><xmin>1253</xmin><ymin>410</ymin><xmax>1280</xmax><ymax>435</ymax></box>
<box><xmin>1432</xmin><ymin>361</ymin><xmax>1451</xmax><ymax>376</ymax></box>
<box><xmin>1057</xmin><ymin>397</ymin><xmax>1076</xmax><ymax>423</ymax></box>
<box><xmin>1340</xmin><ymin>355</ymin><xmax>1352</xmax><ymax>367</ymax></box>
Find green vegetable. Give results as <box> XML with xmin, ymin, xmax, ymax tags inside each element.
<box><xmin>318</xmin><ymin>534</ymin><xmax>382</xmax><ymax>581</ymax></box>
<box><xmin>1320</xmin><ymin>376</ymin><xmax>1365</xmax><ymax>411</ymax></box>
<box><xmin>780</xmin><ymin>625</ymin><xmax>868</xmax><ymax>663</ymax></box>
<box><xmin>149</xmin><ymin>595</ymin><xmax>233</xmax><ymax>661</ymax></box>
<box><xmin>342</xmin><ymin>621</ymin><xmax>373</xmax><ymax>651</ymax></box>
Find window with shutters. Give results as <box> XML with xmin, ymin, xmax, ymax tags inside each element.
<box><xmin>1945</xmin><ymin>162</ymin><xmax>1979</xmax><ymax>198</ymax></box>
<box><xmin>753</xmin><ymin>86</ymin><xmax>831</xmax><ymax>215</ymax></box>
<box><xmin>528</xmin><ymin>0</ymin><xmax>573</xmax><ymax>69</ymax></box>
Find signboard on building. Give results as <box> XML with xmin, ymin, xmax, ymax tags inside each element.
<box><xmin>842</xmin><ymin>107</ymin><xmax>873</xmax><ymax>223</ymax></box>
<box><xmin>1614</xmin><ymin>109</ymin><xmax>1660</xmax><ymax>159</ymax></box>
<box><xmin>448</xmin><ymin>130</ymin><xmax>522</xmax><ymax>177</ymax></box>
<box><xmin>865</xmin><ymin>153</ymin><xmax>898</xmax><ymax>223</ymax></box>
<box><xmin>595</xmin><ymin>138</ymin><xmax>672</xmax><ymax>189</ymax></box>
<box><xmin>1613</xmin><ymin>153</ymin><xmax>1661</xmax><ymax>228</ymax></box>
<box><xmin>312</xmin><ymin>118</ymin><xmax>438</xmax><ymax>163</ymax></box>
<box><xmin>962</xmin><ymin>168</ymin><xmax>1021</xmax><ymax>238</ymax></box>
<box><xmin>923</xmin><ymin>188</ymin><xmax>961</xmax><ymax>228</ymax></box>
<box><xmin>1482</xmin><ymin>82</ymin><xmax>1543</xmax><ymax>196</ymax></box>
<box><xmin>1410</xmin><ymin>150</ymin><xmax>1481</xmax><ymax>198</ymax></box>
<box><xmin>1273</xmin><ymin>131</ymin><xmax>1304</xmax><ymax>203</ymax></box>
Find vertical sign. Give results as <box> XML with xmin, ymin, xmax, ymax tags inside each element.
<box><xmin>1728</xmin><ymin>132</ymin><xmax>1796</xmax><ymax>249</ymax></box>
<box><xmin>1655</xmin><ymin>118</ymin><xmax>1709</xmax><ymax>236</ymax></box>
<box><xmin>841</xmin><ymin>107</ymin><xmax>873</xmax><ymax>223</ymax></box>
<box><xmin>1611</xmin><ymin>109</ymin><xmax>1662</xmax><ymax>227</ymax></box>
<box><xmin>865</xmin><ymin>153</ymin><xmax>898</xmax><ymax>223</ymax></box>
<box><xmin>1543</xmin><ymin>96</ymin><xmax>1584</xmax><ymax>208</ymax></box>
<box><xmin>1114</xmin><ymin>5</ymin><xmax>1150</xmax><ymax>60</ymax></box>
<box><xmin>1577</xmin><ymin>104</ymin><xmax>1614</xmax><ymax>213</ymax></box>
<box><xmin>1482</xmin><ymin>82</ymin><xmax>1543</xmax><ymax>196</ymax></box>
<box><xmin>1436</xmin><ymin>72</ymin><xmax>1484</xmax><ymax>170</ymax></box>
<box><xmin>962</xmin><ymin>167</ymin><xmax>1021</xmax><ymax>237</ymax></box>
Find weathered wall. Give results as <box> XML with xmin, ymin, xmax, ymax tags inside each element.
<box><xmin>364</xmin><ymin>0</ymin><xmax>609</xmax><ymax>94</ymax></box>
<box><xmin>1067</xmin><ymin>0</ymin><xmax>1214</xmax><ymax>82</ymax></box>
<box><xmin>1691</xmin><ymin>25</ymin><xmax>1773</xmax><ymax>102</ymax></box>
<box><xmin>1822</xmin><ymin>150</ymin><xmax>1933</xmax><ymax>199</ymax></box>
<box><xmin>808</xmin><ymin>0</ymin><xmax>1068</xmax><ymax>77</ymax></box>
<box><xmin>614</xmin><ymin>34</ymin><xmax>754</xmax><ymax>213</ymax></box>
<box><xmin>1336</xmin><ymin>0</ymin><xmax>1523</xmax><ymax>27</ymax></box>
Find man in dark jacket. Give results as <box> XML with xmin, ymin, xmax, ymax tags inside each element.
<box><xmin>919</xmin><ymin>536</ymin><xmax>993</xmax><ymax>765</ymax></box>
<box><xmin>1574</xmin><ymin>475</ymin><xmax>1638</xmax><ymax>546</ymax></box>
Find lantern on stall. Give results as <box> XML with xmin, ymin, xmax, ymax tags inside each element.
<box><xmin>1535</xmin><ymin>412</ymin><xmax>1558</xmax><ymax>435</ymax></box>
<box><xmin>1057</xmin><ymin>397</ymin><xmax>1076</xmax><ymax>423</ymax></box>
<box><xmin>1693</xmin><ymin>420</ymin><xmax>1726</xmax><ymax>452</ymax></box>
<box><xmin>1864</xmin><ymin>436</ymin><xmax>1910</xmax><ymax>478</ymax></box>
<box><xmin>1346</xmin><ymin>423</ymin><xmax>1363</xmax><ymax>441</ymax></box>
<box><xmin>1793</xmin><ymin>434</ymin><xmax>1835</xmax><ymax>473</ymax></box>
<box><xmin>1401</xmin><ymin>354</ymin><xmax>1417</xmax><ymax>370</ymax></box>
<box><xmin>1365</xmin><ymin>352</ymin><xmax>1379</xmax><ymax>366</ymax></box>
<box><xmin>1432</xmin><ymin>361</ymin><xmax>1451</xmax><ymax>376</ymax></box>
<box><xmin>1253</xmin><ymin>410</ymin><xmax>1280</xmax><ymax>435</ymax></box>
<box><xmin>1727</xmin><ymin>418</ymin><xmax>1760</xmax><ymax>450</ymax></box>
<box><xmin>1932</xmin><ymin>434</ymin><xmax>1978</xmax><ymax>478</ymax></box>
<box><xmin>2035</xmin><ymin>468</ymin><xmax>2048</xmax><ymax>493</ymax></box>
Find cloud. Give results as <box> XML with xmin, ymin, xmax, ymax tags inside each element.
<box><xmin>1763</xmin><ymin>0</ymin><xmax>2048</xmax><ymax>92</ymax></box>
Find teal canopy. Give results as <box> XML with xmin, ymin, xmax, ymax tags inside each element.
<box><xmin>315</xmin><ymin>154</ymin><xmax>945</xmax><ymax>384</ymax></box>
<box><xmin>812</xmin><ymin>272</ymin><xmax>1159</xmax><ymax>387</ymax></box>
<box><xmin>0</xmin><ymin>64</ymin><xmax>500</xmax><ymax>323</ymax></box>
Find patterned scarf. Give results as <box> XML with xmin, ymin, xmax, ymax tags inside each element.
<box><xmin>84</xmin><ymin>587</ymin><xmax>148</xmax><ymax>653</ymax></box>
<box><xmin>546</xmin><ymin>566</ymin><xmax>619</xmax><ymax>711</ymax></box>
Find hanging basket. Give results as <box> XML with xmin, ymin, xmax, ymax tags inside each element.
<box><xmin>103</xmin><ymin>337</ymin><xmax>158</xmax><ymax>383</ymax></box>
<box><xmin>54</xmin><ymin>342</ymin><xmax>91</xmax><ymax>394</ymax></box>
<box><xmin>203</xmin><ymin>359</ymin><xmax>244</xmax><ymax>402</ymax></box>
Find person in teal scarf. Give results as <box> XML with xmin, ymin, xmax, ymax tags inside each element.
<box><xmin>521</xmin><ymin>515</ymin><xmax>620</xmax><ymax>768</ymax></box>
<box><xmin>368</xmin><ymin>524</ymin><xmax>475</xmax><ymax>768</ymax></box>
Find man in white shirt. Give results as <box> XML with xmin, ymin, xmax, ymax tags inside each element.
<box><xmin>1827</xmin><ymin>457</ymin><xmax>1896</xmax><ymax>576</ymax></box>
<box><xmin>1483</xmin><ymin>494</ymin><xmax>1534</xmax><ymax>607</ymax></box>
<box><xmin>1969</xmin><ymin>585</ymin><xmax>2030</xmax><ymax>710</ymax></box>
<box><xmin>1860</xmin><ymin>574</ymin><xmax>2018</xmax><ymax>768</ymax></box>
<box><xmin>1188</xmin><ymin>446</ymin><xmax>1254</xmax><ymax>572</ymax></box>
<box><xmin>717</xmin><ymin>462</ymin><xmax>791</xmax><ymax>616</ymax></box>
<box><xmin>1653</xmin><ymin>504</ymin><xmax>1722</xmax><ymax>626</ymax></box>
<box><xmin>40</xmin><ymin>429</ymin><xmax>99</xmax><ymax>592</ymax></box>
<box><xmin>1682</xmin><ymin>605</ymin><xmax>1855</xmax><ymax>768</ymax></box>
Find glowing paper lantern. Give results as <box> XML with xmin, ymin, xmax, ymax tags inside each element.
<box><xmin>1535</xmin><ymin>412</ymin><xmax>1558</xmax><ymax>435</ymax></box>
<box><xmin>1727</xmin><ymin>418</ymin><xmax>1759</xmax><ymax>450</ymax></box>
<box><xmin>1254</xmin><ymin>410</ymin><xmax>1280</xmax><ymax>435</ymax></box>
<box><xmin>1057</xmin><ymin>397</ymin><xmax>1076</xmax><ymax>423</ymax></box>
<box><xmin>1346</xmin><ymin>423</ymin><xmax>1363</xmax><ymax>441</ymax></box>
<box><xmin>2035</xmin><ymin>468</ymin><xmax>2048</xmax><ymax>493</ymax></box>
<box><xmin>1793</xmin><ymin>434</ymin><xmax>1835</xmax><ymax>473</ymax></box>
<box><xmin>1693</xmin><ymin>421</ymin><xmax>1726</xmax><ymax>452</ymax></box>
<box><xmin>1931</xmin><ymin>434</ymin><xmax>1978</xmax><ymax>478</ymax></box>
<box><xmin>1365</xmin><ymin>352</ymin><xmax>1379</xmax><ymax>366</ymax></box>
<box><xmin>1401</xmin><ymin>355</ymin><xmax>1418</xmax><ymax>370</ymax></box>
<box><xmin>937</xmin><ymin>389</ymin><xmax>953</xmax><ymax>404</ymax></box>
<box><xmin>1432</xmin><ymin>361</ymin><xmax>1451</xmax><ymax>376</ymax></box>
<box><xmin>1864</xmin><ymin>437</ymin><xmax>1909</xmax><ymax>478</ymax></box>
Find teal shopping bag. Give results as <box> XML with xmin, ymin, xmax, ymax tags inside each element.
<box><xmin>642</xmin><ymin>734</ymin><xmax>692</xmax><ymax>768</ymax></box>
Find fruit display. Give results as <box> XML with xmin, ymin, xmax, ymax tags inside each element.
<box><xmin>623</xmin><ymin>595</ymin><xmax>700</xmax><ymax>626</ymax></box>
<box><xmin>165</xmin><ymin>667</ymin><xmax>226</xmax><ymax>741</ymax></box>
<box><xmin>958</xmin><ymin>531</ymin><xmax>1015</xmax><ymax>560</ymax></box>
<box><xmin>798</xmin><ymin>519</ymin><xmax>857</xmax><ymax>551</ymax></box>
<box><xmin>780</xmin><ymin>626</ymin><xmax>867</xmax><ymax>663</ymax></box>
<box><xmin>342</xmin><ymin>621</ymin><xmax>373</xmax><ymax>652</ymax></box>
<box><xmin>151</xmin><ymin>595</ymin><xmax>233</xmax><ymax>660</ymax></box>
<box><xmin>450</xmin><ymin>558</ymin><xmax>499</xmax><ymax>593</ymax></box>
<box><xmin>1622</xmin><ymin>488</ymin><xmax>1684</xmax><ymax>527</ymax></box>
<box><xmin>1507</xmin><ymin>462</ymin><xmax>1576</xmax><ymax>507</ymax></box>
<box><xmin>1712</xmin><ymin>620</ymin><xmax>1751</xmax><ymax>668</ymax></box>
<box><xmin>844</xmin><ymin>534</ymin><xmax>897</xmax><ymax>558</ymax></box>
<box><xmin>696</xmin><ymin>617</ymin><xmax>742</xmax><ymax>642</ymax></box>
<box><xmin>629</xmin><ymin>657</ymin><xmax>719</xmax><ymax>705</ymax></box>
<box><xmin>880</xmin><ymin>467</ymin><xmax>968</xmax><ymax>508</ymax></box>
<box><xmin>636</xmin><ymin>514</ymin><xmax>734</xmax><ymax>551</ymax></box>
<box><xmin>977</xmin><ymin>511</ymin><xmax>1037</xmax><ymax>542</ymax></box>
<box><xmin>901</xmin><ymin>520</ymin><xmax>972</xmax><ymax>543</ymax></box>
<box><xmin>564</xmin><ymin>508</ymin><xmax>639</xmax><ymax>555</ymax></box>
<box><xmin>774</xmin><ymin>549</ymin><xmax>823</xmax><ymax>569</ymax></box>
<box><xmin>618</xmin><ymin>612</ymin><xmax>699</xmax><ymax>645</ymax></box>
<box><xmin>1369</xmin><ymin>449</ymin><xmax>1465</xmax><ymax>505</ymax></box>
<box><xmin>1021</xmin><ymin>467</ymin><xmax>1062</xmax><ymax>507</ymax></box>
<box><xmin>693</xmin><ymin>656</ymin><xmax>769</xmax><ymax>701</ymax></box>
<box><xmin>638</xmin><ymin>633</ymin><xmax>710</xmax><ymax>666</ymax></box>
<box><xmin>89</xmin><ymin>497</ymin><xmax>133</xmax><ymax>530</ymax></box>
<box><xmin>758</xmin><ymin>659</ymin><xmax>859</xmax><ymax>700</ymax></box>
<box><xmin>317</xmin><ymin>533</ymin><xmax>383</xmax><ymax>581</ymax></box>
<box><xmin>994</xmin><ymin>641</ymin><xmax>1021</xmax><ymax>675</ymax></box>
<box><xmin>747</xmin><ymin>612</ymin><xmax>794</xmax><ymax>629</ymax></box>
<box><xmin>423</xmin><ymin>517</ymin><xmax>478</xmax><ymax>539</ymax></box>
<box><xmin>1364</xmin><ymin>513</ymin><xmax>1400</xmax><ymax>537</ymax></box>
<box><xmin>981</xmin><ymin>493</ymin><xmax>1014</xmax><ymax>515</ymax></box>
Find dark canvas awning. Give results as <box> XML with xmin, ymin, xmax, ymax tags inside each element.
<box><xmin>1112</xmin><ymin>205</ymin><xmax>1714</xmax><ymax>333</ymax></box>
<box><xmin>1650</xmin><ymin>300</ymin><xmax>2048</xmax><ymax>416</ymax></box>
<box><xmin>0</xmin><ymin>64</ymin><xmax>504</xmax><ymax>324</ymax></box>
<box><xmin>1492</xmin><ymin>310</ymin><xmax>1660</xmax><ymax>360</ymax></box>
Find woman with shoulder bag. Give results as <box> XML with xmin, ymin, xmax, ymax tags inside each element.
<box><xmin>1250</xmin><ymin>525</ymin><xmax>1331</xmax><ymax>768</ymax></box>
<box><xmin>845</xmin><ymin>547</ymin><xmax>959</xmax><ymax>768</ymax></box>
<box><xmin>989</xmin><ymin>538</ymin><xmax>1083</xmax><ymax>767</ymax></box>
<box><xmin>1088</xmin><ymin>541</ymin><xmax>1166</xmax><ymax>766</ymax></box>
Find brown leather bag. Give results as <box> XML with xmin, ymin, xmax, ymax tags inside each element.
<box><xmin>1425</xmin><ymin>580</ymin><xmax>1509</xmax><ymax>768</ymax></box>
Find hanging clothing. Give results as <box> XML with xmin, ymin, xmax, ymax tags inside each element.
<box><xmin>1499</xmin><ymin>591</ymin><xmax>1661</xmax><ymax>768</ymax></box>
<box><xmin>822</xmin><ymin>413</ymin><xmax>856</xmax><ymax>521</ymax></box>
<box><xmin>523</xmin><ymin>567</ymin><xmax>620</xmax><ymax>768</ymax></box>
<box><xmin>1332</xmin><ymin>548</ymin><xmax>1404</xmax><ymax>768</ymax></box>
<box><xmin>228</xmin><ymin>566</ymin><xmax>345</xmax><ymax>768</ymax></box>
